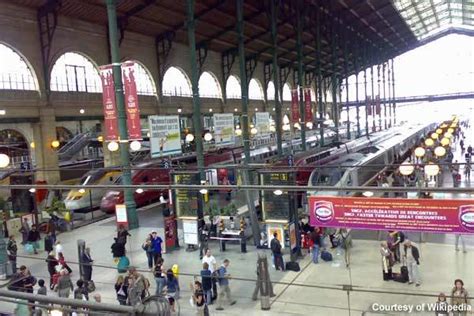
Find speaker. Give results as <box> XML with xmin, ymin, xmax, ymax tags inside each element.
<box><xmin>10</xmin><ymin>173</ymin><xmax>34</xmax><ymax>213</ymax></box>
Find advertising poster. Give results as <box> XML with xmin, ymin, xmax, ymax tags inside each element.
<box><xmin>172</xmin><ymin>171</ymin><xmax>200</xmax><ymax>218</ymax></box>
<box><xmin>164</xmin><ymin>216</ymin><xmax>177</xmax><ymax>249</ymax></box>
<box><xmin>255</xmin><ymin>112</ymin><xmax>270</xmax><ymax>136</ymax></box>
<box><xmin>183</xmin><ymin>220</ymin><xmax>199</xmax><ymax>245</ymax></box>
<box><xmin>267</xmin><ymin>226</ymin><xmax>284</xmax><ymax>249</ymax></box>
<box><xmin>291</xmin><ymin>89</ymin><xmax>300</xmax><ymax>124</ymax></box>
<box><xmin>122</xmin><ymin>62</ymin><xmax>142</xmax><ymax>140</ymax></box>
<box><xmin>115</xmin><ymin>204</ymin><xmax>128</xmax><ymax>229</ymax></box>
<box><xmin>289</xmin><ymin>222</ymin><xmax>297</xmax><ymax>250</ymax></box>
<box><xmin>99</xmin><ymin>65</ymin><xmax>118</xmax><ymax>141</ymax></box>
<box><xmin>148</xmin><ymin>115</ymin><xmax>182</xmax><ymax>158</ymax></box>
<box><xmin>304</xmin><ymin>88</ymin><xmax>313</xmax><ymax>122</ymax></box>
<box><xmin>213</xmin><ymin>113</ymin><xmax>235</xmax><ymax>147</ymax></box>
<box><xmin>309</xmin><ymin>196</ymin><xmax>474</xmax><ymax>234</ymax></box>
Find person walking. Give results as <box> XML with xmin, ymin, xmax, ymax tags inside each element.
<box><xmin>380</xmin><ymin>241</ymin><xmax>393</xmax><ymax>281</ymax></box>
<box><xmin>58</xmin><ymin>252</ymin><xmax>72</xmax><ymax>274</ymax></box>
<box><xmin>202</xmin><ymin>248</ymin><xmax>218</xmax><ymax>301</ymax></box>
<box><xmin>200</xmin><ymin>262</ymin><xmax>212</xmax><ymax>305</ymax></box>
<box><xmin>27</xmin><ymin>225</ymin><xmax>41</xmax><ymax>254</ymax></box>
<box><xmin>451</xmin><ymin>279</ymin><xmax>470</xmax><ymax>316</ymax></box>
<box><xmin>54</xmin><ymin>240</ymin><xmax>63</xmax><ymax>260</ymax></box>
<box><xmin>117</xmin><ymin>225</ymin><xmax>131</xmax><ymax>245</ymax></box>
<box><xmin>7</xmin><ymin>235</ymin><xmax>18</xmax><ymax>273</ymax></box>
<box><xmin>270</xmin><ymin>232</ymin><xmax>284</xmax><ymax>271</ymax></box>
<box><xmin>127</xmin><ymin>267</ymin><xmax>147</xmax><ymax>305</ymax></box>
<box><xmin>45</xmin><ymin>252</ymin><xmax>58</xmax><ymax>290</ymax></box>
<box><xmin>115</xmin><ymin>275</ymin><xmax>129</xmax><ymax>305</ymax></box>
<box><xmin>455</xmin><ymin>234</ymin><xmax>467</xmax><ymax>253</ymax></box>
<box><xmin>56</xmin><ymin>270</ymin><xmax>74</xmax><ymax>298</ymax></box>
<box><xmin>403</xmin><ymin>240</ymin><xmax>421</xmax><ymax>286</ymax></box>
<box><xmin>310</xmin><ymin>228</ymin><xmax>321</xmax><ymax>264</ymax></box>
<box><xmin>151</xmin><ymin>231</ymin><xmax>163</xmax><ymax>266</ymax></box>
<box><xmin>190</xmin><ymin>281</ymin><xmax>206</xmax><ymax>316</ymax></box>
<box><xmin>44</xmin><ymin>232</ymin><xmax>55</xmax><ymax>254</ymax></box>
<box><xmin>216</xmin><ymin>259</ymin><xmax>236</xmax><ymax>311</ymax></box>
<box><xmin>142</xmin><ymin>234</ymin><xmax>154</xmax><ymax>269</ymax></box>
<box><xmin>165</xmin><ymin>268</ymin><xmax>180</xmax><ymax>298</ymax></box>
<box><xmin>81</xmin><ymin>247</ymin><xmax>94</xmax><ymax>282</ymax></box>
<box><xmin>19</xmin><ymin>218</ymin><xmax>30</xmax><ymax>245</ymax></box>
<box><xmin>153</xmin><ymin>258</ymin><xmax>166</xmax><ymax>295</ymax></box>
<box><xmin>111</xmin><ymin>237</ymin><xmax>126</xmax><ymax>259</ymax></box>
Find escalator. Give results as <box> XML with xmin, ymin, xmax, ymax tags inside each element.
<box><xmin>58</xmin><ymin>131</ymin><xmax>97</xmax><ymax>161</ymax></box>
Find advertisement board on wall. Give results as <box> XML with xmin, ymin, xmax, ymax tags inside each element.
<box><xmin>213</xmin><ymin>113</ymin><xmax>235</xmax><ymax>147</ymax></box>
<box><xmin>172</xmin><ymin>171</ymin><xmax>200</xmax><ymax>219</ymax></box>
<box><xmin>309</xmin><ymin>196</ymin><xmax>474</xmax><ymax>234</ymax></box>
<box><xmin>255</xmin><ymin>112</ymin><xmax>271</xmax><ymax>136</ymax></box>
<box><xmin>148</xmin><ymin>115</ymin><xmax>182</xmax><ymax>158</ymax></box>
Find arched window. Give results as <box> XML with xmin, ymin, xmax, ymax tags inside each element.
<box><xmin>0</xmin><ymin>43</ymin><xmax>37</xmax><ymax>90</ymax></box>
<box><xmin>248</xmin><ymin>78</ymin><xmax>264</xmax><ymax>100</ymax></box>
<box><xmin>162</xmin><ymin>66</ymin><xmax>192</xmax><ymax>97</ymax></box>
<box><xmin>267</xmin><ymin>81</ymin><xmax>275</xmax><ymax>100</ymax></box>
<box><xmin>129</xmin><ymin>61</ymin><xmax>156</xmax><ymax>96</ymax></box>
<box><xmin>226</xmin><ymin>75</ymin><xmax>241</xmax><ymax>99</ymax></box>
<box><xmin>282</xmin><ymin>83</ymin><xmax>291</xmax><ymax>101</ymax></box>
<box><xmin>50</xmin><ymin>52</ymin><xmax>101</xmax><ymax>92</ymax></box>
<box><xmin>198</xmin><ymin>71</ymin><xmax>222</xmax><ymax>98</ymax></box>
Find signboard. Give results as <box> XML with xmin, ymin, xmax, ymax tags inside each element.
<box><xmin>115</xmin><ymin>204</ymin><xmax>128</xmax><ymax>229</ymax></box>
<box><xmin>304</xmin><ymin>88</ymin><xmax>313</xmax><ymax>122</ymax></box>
<box><xmin>255</xmin><ymin>112</ymin><xmax>270</xmax><ymax>136</ymax></box>
<box><xmin>291</xmin><ymin>89</ymin><xmax>300</xmax><ymax>124</ymax></box>
<box><xmin>148</xmin><ymin>115</ymin><xmax>182</xmax><ymax>158</ymax></box>
<box><xmin>183</xmin><ymin>220</ymin><xmax>199</xmax><ymax>245</ymax></box>
<box><xmin>213</xmin><ymin>113</ymin><xmax>235</xmax><ymax>147</ymax></box>
<box><xmin>99</xmin><ymin>65</ymin><xmax>118</xmax><ymax>141</ymax></box>
<box><xmin>172</xmin><ymin>171</ymin><xmax>200</xmax><ymax>218</ymax></box>
<box><xmin>267</xmin><ymin>226</ymin><xmax>284</xmax><ymax>249</ymax></box>
<box><xmin>122</xmin><ymin>62</ymin><xmax>142</xmax><ymax>140</ymax></box>
<box><xmin>289</xmin><ymin>222</ymin><xmax>297</xmax><ymax>250</ymax></box>
<box><xmin>309</xmin><ymin>196</ymin><xmax>474</xmax><ymax>234</ymax></box>
<box><xmin>260</xmin><ymin>171</ymin><xmax>294</xmax><ymax>222</ymax></box>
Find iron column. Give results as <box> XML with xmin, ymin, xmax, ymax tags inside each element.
<box><xmin>371</xmin><ymin>53</ymin><xmax>376</xmax><ymax>133</ymax></box>
<box><xmin>387</xmin><ymin>59</ymin><xmax>392</xmax><ymax>128</ymax></box>
<box><xmin>330</xmin><ymin>16</ymin><xmax>339</xmax><ymax>142</ymax></box>
<box><xmin>316</xmin><ymin>6</ymin><xmax>324</xmax><ymax>146</ymax></box>
<box><xmin>363</xmin><ymin>46</ymin><xmax>368</xmax><ymax>136</ymax></box>
<box><xmin>105</xmin><ymin>0</ymin><xmax>138</xmax><ymax>229</ymax></box>
<box><xmin>382</xmin><ymin>61</ymin><xmax>387</xmax><ymax>130</ymax></box>
<box><xmin>344</xmin><ymin>32</ymin><xmax>350</xmax><ymax>140</ymax></box>
<box><xmin>377</xmin><ymin>63</ymin><xmax>381</xmax><ymax>131</ymax></box>
<box><xmin>354</xmin><ymin>43</ymin><xmax>360</xmax><ymax>137</ymax></box>
<box><xmin>296</xmin><ymin>0</ymin><xmax>306</xmax><ymax>150</ymax></box>
<box><xmin>271</xmin><ymin>0</ymin><xmax>283</xmax><ymax>157</ymax></box>
<box><xmin>391</xmin><ymin>58</ymin><xmax>396</xmax><ymax>126</ymax></box>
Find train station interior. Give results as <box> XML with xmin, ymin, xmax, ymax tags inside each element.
<box><xmin>0</xmin><ymin>0</ymin><xmax>473</xmax><ymax>315</ymax></box>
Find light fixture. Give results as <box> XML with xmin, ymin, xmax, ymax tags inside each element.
<box><xmin>362</xmin><ymin>191</ymin><xmax>374</xmax><ymax>197</ymax></box>
<box><xmin>0</xmin><ymin>110</ymin><xmax>6</xmax><ymax>115</ymax></box>
<box><xmin>424</xmin><ymin>164</ymin><xmax>440</xmax><ymax>176</ymax></box>
<box><xmin>255</xmin><ymin>108</ymin><xmax>259</xmax><ymax>112</ymax></box>
<box><xmin>30</xmin><ymin>142</ymin><xmax>35</xmax><ymax>149</ymax></box>
<box><xmin>79</xmin><ymin>109</ymin><xmax>85</xmax><ymax>114</ymax></box>
<box><xmin>399</xmin><ymin>162</ymin><xmax>414</xmax><ymax>176</ymax></box>
<box><xmin>50</xmin><ymin>310</ymin><xmax>63</xmax><ymax>316</ymax></box>
<box><xmin>440</xmin><ymin>124</ymin><xmax>448</xmax><ymax>129</ymax></box>
<box><xmin>286</xmin><ymin>107</ymin><xmax>289</xmax><ymax>111</ymax></box>
<box><xmin>97</xmin><ymin>136</ymin><xmax>104</xmax><ymax>142</ymax></box>
<box><xmin>199</xmin><ymin>188</ymin><xmax>208</xmax><ymax>194</ymax></box>
<box><xmin>431</xmin><ymin>133</ymin><xmax>438</xmax><ymax>140</ymax></box>
<box><xmin>250</xmin><ymin>127</ymin><xmax>258</xmax><ymax>135</ymax></box>
<box><xmin>250</xmin><ymin>124</ymin><xmax>255</xmax><ymax>128</ymax></box>
<box><xmin>51</xmin><ymin>140</ymin><xmax>60</xmax><ymax>149</ymax></box>
<box><xmin>177</xmin><ymin>108</ymin><xmax>182</xmax><ymax>113</ymax></box>
<box><xmin>447</xmin><ymin>128</ymin><xmax>454</xmax><ymax>134</ymax></box>
<box><xmin>204</xmin><ymin>132</ymin><xmax>213</xmax><ymax>141</ymax></box>
<box><xmin>135</xmin><ymin>188</ymin><xmax>144</xmax><ymax>194</ymax></box>
<box><xmin>444</xmin><ymin>132</ymin><xmax>453</xmax><ymax>139</ymax></box>
<box><xmin>272</xmin><ymin>107</ymin><xmax>275</xmax><ymax>111</ymax></box>
<box><xmin>107</xmin><ymin>141</ymin><xmax>119</xmax><ymax>152</ymax></box>
<box><xmin>294</xmin><ymin>123</ymin><xmax>301</xmax><ymax>130</ymax></box>
<box><xmin>185</xmin><ymin>133</ymin><xmax>195</xmax><ymax>142</ymax></box>
<box><xmin>283</xmin><ymin>115</ymin><xmax>290</xmax><ymax>125</ymax></box>
<box><xmin>282</xmin><ymin>124</ymin><xmax>291</xmax><ymax>131</ymax></box>
<box><xmin>424</xmin><ymin>138</ymin><xmax>434</xmax><ymax>147</ymax></box>
<box><xmin>434</xmin><ymin>146</ymin><xmax>446</xmax><ymax>157</ymax></box>
<box><xmin>236</xmin><ymin>125</ymin><xmax>240</xmax><ymax>129</ymax></box>
<box><xmin>306</xmin><ymin>122</ymin><xmax>313</xmax><ymax>129</ymax></box>
<box><xmin>235</xmin><ymin>129</ymin><xmax>242</xmax><ymax>136</ymax></box>
<box><xmin>273</xmin><ymin>189</ymin><xmax>283</xmax><ymax>196</ymax></box>
<box><xmin>414</xmin><ymin>147</ymin><xmax>425</xmax><ymax>158</ymax></box>
<box><xmin>130</xmin><ymin>140</ymin><xmax>141</xmax><ymax>151</ymax></box>
<box><xmin>269</xmin><ymin>126</ymin><xmax>276</xmax><ymax>132</ymax></box>
<box><xmin>29</xmin><ymin>188</ymin><xmax>36</xmax><ymax>193</ymax></box>
<box><xmin>0</xmin><ymin>154</ymin><xmax>9</xmax><ymax>168</ymax></box>
<box><xmin>440</xmin><ymin>137</ymin><xmax>450</xmax><ymax>146</ymax></box>
<box><xmin>436</xmin><ymin>129</ymin><xmax>443</xmax><ymax>134</ymax></box>
<box><xmin>146</xmin><ymin>132</ymin><xmax>150</xmax><ymax>138</ymax></box>
<box><xmin>78</xmin><ymin>189</ymin><xmax>85</xmax><ymax>194</ymax></box>
<box><xmin>209</xmin><ymin>108</ymin><xmax>213</xmax><ymax>113</ymax></box>
<box><xmin>234</xmin><ymin>108</ymin><xmax>238</xmax><ymax>112</ymax></box>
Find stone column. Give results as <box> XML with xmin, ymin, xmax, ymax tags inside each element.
<box><xmin>33</xmin><ymin>108</ymin><xmax>60</xmax><ymax>184</ymax></box>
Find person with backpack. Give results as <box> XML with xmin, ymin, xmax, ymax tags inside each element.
<box><xmin>216</xmin><ymin>259</ymin><xmax>236</xmax><ymax>311</ymax></box>
<box><xmin>165</xmin><ymin>268</ymin><xmax>180</xmax><ymax>298</ymax></box>
<box><xmin>403</xmin><ymin>240</ymin><xmax>421</xmax><ymax>286</ymax></box>
<box><xmin>451</xmin><ymin>279</ymin><xmax>470</xmax><ymax>316</ymax></box>
<box><xmin>111</xmin><ymin>237</ymin><xmax>126</xmax><ymax>259</ymax></box>
<box><xmin>270</xmin><ymin>232</ymin><xmax>284</xmax><ymax>271</ymax></box>
<box><xmin>200</xmin><ymin>262</ymin><xmax>212</xmax><ymax>305</ymax></box>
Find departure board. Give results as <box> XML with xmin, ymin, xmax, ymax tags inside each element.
<box><xmin>259</xmin><ymin>171</ymin><xmax>294</xmax><ymax>222</ymax></box>
<box><xmin>172</xmin><ymin>171</ymin><xmax>199</xmax><ymax>218</ymax></box>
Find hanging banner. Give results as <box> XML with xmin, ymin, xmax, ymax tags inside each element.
<box><xmin>148</xmin><ymin>115</ymin><xmax>182</xmax><ymax>158</ymax></box>
<box><xmin>122</xmin><ymin>61</ymin><xmax>142</xmax><ymax>140</ymax></box>
<box><xmin>375</xmin><ymin>95</ymin><xmax>381</xmax><ymax>115</ymax></box>
<box><xmin>213</xmin><ymin>113</ymin><xmax>235</xmax><ymax>147</ymax></box>
<box><xmin>99</xmin><ymin>65</ymin><xmax>119</xmax><ymax>141</ymax></box>
<box><xmin>304</xmin><ymin>88</ymin><xmax>313</xmax><ymax>122</ymax></box>
<box><xmin>291</xmin><ymin>89</ymin><xmax>300</xmax><ymax>124</ymax></box>
<box><xmin>255</xmin><ymin>112</ymin><xmax>270</xmax><ymax>136</ymax></box>
<box><xmin>309</xmin><ymin>196</ymin><xmax>474</xmax><ymax>234</ymax></box>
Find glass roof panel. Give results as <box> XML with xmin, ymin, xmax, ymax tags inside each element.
<box><xmin>393</xmin><ymin>0</ymin><xmax>474</xmax><ymax>39</ymax></box>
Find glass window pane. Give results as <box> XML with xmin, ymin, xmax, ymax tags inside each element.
<box><xmin>0</xmin><ymin>44</ymin><xmax>37</xmax><ymax>91</ymax></box>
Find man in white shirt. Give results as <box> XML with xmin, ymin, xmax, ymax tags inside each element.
<box><xmin>202</xmin><ymin>248</ymin><xmax>217</xmax><ymax>301</ymax></box>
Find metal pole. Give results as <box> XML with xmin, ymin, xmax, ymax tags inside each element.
<box><xmin>382</xmin><ymin>61</ymin><xmax>387</xmax><ymax>130</ymax></box>
<box><xmin>316</xmin><ymin>6</ymin><xmax>324</xmax><ymax>146</ymax></box>
<box><xmin>387</xmin><ymin>59</ymin><xmax>392</xmax><ymax>128</ymax></box>
<box><xmin>344</xmin><ymin>31</ymin><xmax>350</xmax><ymax>140</ymax></box>
<box><xmin>271</xmin><ymin>0</ymin><xmax>283</xmax><ymax>157</ymax></box>
<box><xmin>371</xmin><ymin>52</ymin><xmax>375</xmax><ymax>133</ymax></box>
<box><xmin>377</xmin><ymin>63</ymin><xmax>381</xmax><ymax>131</ymax></box>
<box><xmin>354</xmin><ymin>43</ymin><xmax>360</xmax><ymax>137</ymax></box>
<box><xmin>391</xmin><ymin>58</ymin><xmax>396</xmax><ymax>126</ymax></box>
<box><xmin>105</xmin><ymin>0</ymin><xmax>138</xmax><ymax>229</ymax></box>
<box><xmin>331</xmin><ymin>17</ymin><xmax>339</xmax><ymax>142</ymax></box>
<box><xmin>236</xmin><ymin>0</ymin><xmax>260</xmax><ymax>245</ymax></box>
<box><xmin>363</xmin><ymin>46</ymin><xmax>369</xmax><ymax>137</ymax></box>
<box><xmin>296</xmin><ymin>0</ymin><xmax>306</xmax><ymax>150</ymax></box>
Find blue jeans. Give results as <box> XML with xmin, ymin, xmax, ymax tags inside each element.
<box><xmin>204</xmin><ymin>289</ymin><xmax>212</xmax><ymax>304</ymax></box>
<box><xmin>155</xmin><ymin>277</ymin><xmax>166</xmax><ymax>295</ymax></box>
<box><xmin>312</xmin><ymin>245</ymin><xmax>320</xmax><ymax>264</ymax></box>
<box><xmin>146</xmin><ymin>252</ymin><xmax>153</xmax><ymax>269</ymax></box>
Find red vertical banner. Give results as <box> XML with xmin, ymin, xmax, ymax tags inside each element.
<box><xmin>99</xmin><ymin>65</ymin><xmax>119</xmax><ymax>141</ymax></box>
<box><xmin>291</xmin><ymin>89</ymin><xmax>300</xmax><ymax>124</ymax></box>
<box><xmin>375</xmin><ymin>95</ymin><xmax>381</xmax><ymax>115</ymax></box>
<box><xmin>366</xmin><ymin>96</ymin><xmax>372</xmax><ymax>115</ymax></box>
<box><xmin>304</xmin><ymin>88</ymin><xmax>313</xmax><ymax>122</ymax></box>
<box><xmin>122</xmin><ymin>62</ymin><xmax>142</xmax><ymax>140</ymax></box>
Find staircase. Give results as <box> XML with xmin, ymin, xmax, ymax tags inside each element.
<box><xmin>58</xmin><ymin>131</ymin><xmax>95</xmax><ymax>161</ymax></box>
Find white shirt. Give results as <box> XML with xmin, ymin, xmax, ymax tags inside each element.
<box><xmin>55</xmin><ymin>244</ymin><xmax>63</xmax><ymax>259</ymax></box>
<box><xmin>202</xmin><ymin>255</ymin><xmax>217</xmax><ymax>273</ymax></box>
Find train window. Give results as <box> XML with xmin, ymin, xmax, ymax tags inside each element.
<box><xmin>311</xmin><ymin>170</ymin><xmax>343</xmax><ymax>186</ymax></box>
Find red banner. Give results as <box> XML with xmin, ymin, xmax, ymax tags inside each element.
<box><xmin>99</xmin><ymin>65</ymin><xmax>119</xmax><ymax>141</ymax></box>
<box><xmin>309</xmin><ymin>196</ymin><xmax>474</xmax><ymax>234</ymax></box>
<box><xmin>122</xmin><ymin>62</ymin><xmax>142</xmax><ymax>140</ymax></box>
<box><xmin>291</xmin><ymin>89</ymin><xmax>300</xmax><ymax>124</ymax></box>
<box><xmin>375</xmin><ymin>95</ymin><xmax>381</xmax><ymax>115</ymax></box>
<box><xmin>304</xmin><ymin>88</ymin><xmax>313</xmax><ymax>123</ymax></box>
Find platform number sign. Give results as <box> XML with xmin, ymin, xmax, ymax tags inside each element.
<box><xmin>259</xmin><ymin>171</ymin><xmax>294</xmax><ymax>222</ymax></box>
<box><xmin>172</xmin><ymin>171</ymin><xmax>199</xmax><ymax>219</ymax></box>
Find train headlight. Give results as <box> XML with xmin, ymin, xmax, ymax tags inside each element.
<box><xmin>135</xmin><ymin>188</ymin><xmax>144</xmax><ymax>194</ymax></box>
<box><xmin>273</xmin><ymin>189</ymin><xmax>283</xmax><ymax>196</ymax></box>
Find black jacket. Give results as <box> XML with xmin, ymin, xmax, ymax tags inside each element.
<box><xmin>404</xmin><ymin>245</ymin><xmax>420</xmax><ymax>264</ymax></box>
<box><xmin>270</xmin><ymin>238</ymin><xmax>282</xmax><ymax>254</ymax></box>
<box><xmin>27</xmin><ymin>230</ymin><xmax>40</xmax><ymax>242</ymax></box>
<box><xmin>111</xmin><ymin>242</ymin><xmax>126</xmax><ymax>258</ymax></box>
<box><xmin>46</xmin><ymin>255</ymin><xmax>58</xmax><ymax>275</ymax></box>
